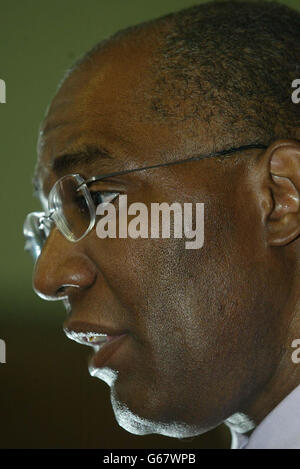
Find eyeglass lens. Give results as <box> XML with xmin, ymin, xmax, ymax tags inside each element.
<box><xmin>49</xmin><ymin>175</ymin><xmax>94</xmax><ymax>242</ymax></box>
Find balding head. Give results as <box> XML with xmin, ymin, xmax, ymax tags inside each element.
<box><xmin>70</xmin><ymin>0</ymin><xmax>300</xmax><ymax>146</ymax></box>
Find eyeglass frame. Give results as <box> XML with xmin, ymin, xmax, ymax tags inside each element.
<box><xmin>24</xmin><ymin>142</ymin><xmax>267</xmax><ymax>260</ymax></box>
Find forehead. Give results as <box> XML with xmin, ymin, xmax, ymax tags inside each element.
<box><xmin>35</xmin><ymin>28</ymin><xmax>212</xmax><ymax>195</ymax></box>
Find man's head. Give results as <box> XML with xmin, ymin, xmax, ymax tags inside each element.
<box><xmin>31</xmin><ymin>0</ymin><xmax>300</xmax><ymax>437</ymax></box>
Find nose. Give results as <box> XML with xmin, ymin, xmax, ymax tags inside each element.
<box><xmin>33</xmin><ymin>228</ymin><xmax>97</xmax><ymax>301</ymax></box>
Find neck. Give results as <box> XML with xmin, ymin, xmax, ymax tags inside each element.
<box><xmin>227</xmin><ymin>344</ymin><xmax>300</xmax><ymax>434</ymax></box>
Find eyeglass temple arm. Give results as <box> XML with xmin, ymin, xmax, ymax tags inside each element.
<box><xmin>82</xmin><ymin>143</ymin><xmax>268</xmax><ymax>187</ymax></box>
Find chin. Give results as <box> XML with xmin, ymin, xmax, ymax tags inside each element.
<box><xmin>110</xmin><ymin>386</ymin><xmax>206</xmax><ymax>438</ymax></box>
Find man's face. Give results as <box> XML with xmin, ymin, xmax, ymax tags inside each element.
<box><xmin>33</xmin><ymin>31</ymin><xmax>290</xmax><ymax>436</ymax></box>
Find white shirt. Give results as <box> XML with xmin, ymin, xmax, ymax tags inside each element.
<box><xmin>230</xmin><ymin>385</ymin><xmax>300</xmax><ymax>449</ymax></box>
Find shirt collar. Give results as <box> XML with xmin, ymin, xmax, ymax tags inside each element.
<box><xmin>229</xmin><ymin>384</ymin><xmax>300</xmax><ymax>449</ymax></box>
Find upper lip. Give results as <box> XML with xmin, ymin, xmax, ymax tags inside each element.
<box><xmin>63</xmin><ymin>321</ymin><xmax>128</xmax><ymax>347</ymax></box>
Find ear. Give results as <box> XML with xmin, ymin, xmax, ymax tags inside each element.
<box><xmin>262</xmin><ymin>140</ymin><xmax>300</xmax><ymax>246</ymax></box>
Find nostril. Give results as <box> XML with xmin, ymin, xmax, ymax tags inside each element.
<box><xmin>56</xmin><ymin>284</ymin><xmax>80</xmax><ymax>297</ymax></box>
<box><xmin>56</xmin><ymin>286</ymin><xmax>65</xmax><ymax>295</ymax></box>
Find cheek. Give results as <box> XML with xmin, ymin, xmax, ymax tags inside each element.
<box><xmin>88</xmin><ymin>195</ymin><xmax>271</xmax><ymax>369</ymax></box>
<box><xmin>87</xmin><ymin>195</ymin><xmax>287</xmax><ymax>426</ymax></box>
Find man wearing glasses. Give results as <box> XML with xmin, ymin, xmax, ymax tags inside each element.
<box><xmin>24</xmin><ymin>0</ymin><xmax>300</xmax><ymax>448</ymax></box>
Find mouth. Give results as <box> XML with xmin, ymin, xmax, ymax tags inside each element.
<box><xmin>64</xmin><ymin>329</ymin><xmax>111</xmax><ymax>347</ymax></box>
<box><xmin>63</xmin><ymin>325</ymin><xmax>129</xmax><ymax>370</ymax></box>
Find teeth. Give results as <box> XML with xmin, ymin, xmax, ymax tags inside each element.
<box><xmin>64</xmin><ymin>329</ymin><xmax>108</xmax><ymax>347</ymax></box>
<box><xmin>88</xmin><ymin>335</ymin><xmax>102</xmax><ymax>343</ymax></box>
<box><xmin>85</xmin><ymin>332</ymin><xmax>107</xmax><ymax>341</ymax></box>
<box><xmin>83</xmin><ymin>333</ymin><xmax>108</xmax><ymax>346</ymax></box>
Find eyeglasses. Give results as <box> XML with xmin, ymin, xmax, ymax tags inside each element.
<box><xmin>23</xmin><ymin>143</ymin><xmax>267</xmax><ymax>262</ymax></box>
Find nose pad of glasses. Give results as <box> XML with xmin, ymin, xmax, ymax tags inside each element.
<box><xmin>23</xmin><ymin>212</ymin><xmax>48</xmax><ymax>262</ymax></box>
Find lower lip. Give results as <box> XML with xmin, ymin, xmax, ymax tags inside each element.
<box><xmin>89</xmin><ymin>334</ymin><xmax>128</xmax><ymax>369</ymax></box>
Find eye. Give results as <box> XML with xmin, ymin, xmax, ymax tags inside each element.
<box><xmin>90</xmin><ymin>191</ymin><xmax>119</xmax><ymax>207</ymax></box>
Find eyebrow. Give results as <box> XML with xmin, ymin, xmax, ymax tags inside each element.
<box><xmin>52</xmin><ymin>144</ymin><xmax>114</xmax><ymax>174</ymax></box>
<box><xmin>32</xmin><ymin>144</ymin><xmax>114</xmax><ymax>195</ymax></box>
<box><xmin>33</xmin><ymin>142</ymin><xmax>268</xmax><ymax>194</ymax></box>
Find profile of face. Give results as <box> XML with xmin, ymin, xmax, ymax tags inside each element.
<box><xmin>31</xmin><ymin>20</ymin><xmax>300</xmax><ymax>438</ymax></box>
